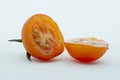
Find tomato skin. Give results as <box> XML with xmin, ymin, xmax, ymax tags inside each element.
<box><xmin>22</xmin><ymin>14</ymin><xmax>64</xmax><ymax>60</ymax></box>
<box><xmin>64</xmin><ymin>42</ymin><xmax>108</xmax><ymax>62</ymax></box>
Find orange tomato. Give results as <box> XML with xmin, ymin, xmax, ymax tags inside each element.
<box><xmin>64</xmin><ymin>37</ymin><xmax>109</xmax><ymax>62</ymax></box>
<box><xmin>22</xmin><ymin>14</ymin><xmax>64</xmax><ymax>60</ymax></box>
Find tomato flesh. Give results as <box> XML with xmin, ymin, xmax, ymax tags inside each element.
<box><xmin>32</xmin><ymin>24</ymin><xmax>56</xmax><ymax>51</ymax></box>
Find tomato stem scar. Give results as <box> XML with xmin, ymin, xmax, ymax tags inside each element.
<box><xmin>26</xmin><ymin>52</ymin><xmax>31</xmax><ymax>61</ymax></box>
<box><xmin>8</xmin><ymin>39</ymin><xmax>22</xmax><ymax>43</ymax></box>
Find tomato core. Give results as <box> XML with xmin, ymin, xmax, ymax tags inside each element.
<box><xmin>33</xmin><ymin>25</ymin><xmax>52</xmax><ymax>48</ymax></box>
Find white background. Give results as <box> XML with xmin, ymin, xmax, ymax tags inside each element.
<box><xmin>0</xmin><ymin>0</ymin><xmax>120</xmax><ymax>80</ymax></box>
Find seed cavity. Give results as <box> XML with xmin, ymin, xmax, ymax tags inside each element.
<box><xmin>32</xmin><ymin>24</ymin><xmax>56</xmax><ymax>50</ymax></box>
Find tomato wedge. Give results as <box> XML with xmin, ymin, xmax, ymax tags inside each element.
<box><xmin>64</xmin><ymin>37</ymin><xmax>109</xmax><ymax>62</ymax></box>
<box><xmin>22</xmin><ymin>14</ymin><xmax>64</xmax><ymax>60</ymax></box>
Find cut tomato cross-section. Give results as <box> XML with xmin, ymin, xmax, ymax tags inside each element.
<box><xmin>22</xmin><ymin>14</ymin><xmax>64</xmax><ymax>60</ymax></box>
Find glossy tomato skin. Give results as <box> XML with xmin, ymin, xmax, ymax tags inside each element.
<box><xmin>65</xmin><ymin>42</ymin><xmax>108</xmax><ymax>62</ymax></box>
<box><xmin>22</xmin><ymin>14</ymin><xmax>64</xmax><ymax>60</ymax></box>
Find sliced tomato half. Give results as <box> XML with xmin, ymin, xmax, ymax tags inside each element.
<box><xmin>22</xmin><ymin>14</ymin><xmax>64</xmax><ymax>60</ymax></box>
<box><xmin>64</xmin><ymin>37</ymin><xmax>109</xmax><ymax>62</ymax></box>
